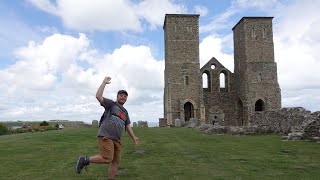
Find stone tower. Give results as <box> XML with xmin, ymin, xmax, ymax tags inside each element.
<box><xmin>163</xmin><ymin>14</ymin><xmax>205</xmax><ymax>125</ymax></box>
<box><xmin>232</xmin><ymin>17</ymin><xmax>281</xmax><ymax>125</ymax></box>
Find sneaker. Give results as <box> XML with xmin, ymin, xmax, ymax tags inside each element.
<box><xmin>76</xmin><ymin>156</ymin><xmax>89</xmax><ymax>174</ymax></box>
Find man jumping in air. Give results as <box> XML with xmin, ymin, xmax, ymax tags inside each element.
<box><xmin>76</xmin><ymin>76</ymin><xmax>140</xmax><ymax>180</ymax></box>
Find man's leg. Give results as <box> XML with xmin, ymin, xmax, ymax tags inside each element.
<box><xmin>108</xmin><ymin>162</ymin><xmax>119</xmax><ymax>179</ymax></box>
<box><xmin>76</xmin><ymin>156</ymin><xmax>90</xmax><ymax>174</ymax></box>
<box><xmin>108</xmin><ymin>140</ymin><xmax>122</xmax><ymax>179</ymax></box>
<box><xmin>89</xmin><ymin>155</ymin><xmax>112</xmax><ymax>164</ymax></box>
<box><xmin>76</xmin><ymin>137</ymin><xmax>114</xmax><ymax>174</ymax></box>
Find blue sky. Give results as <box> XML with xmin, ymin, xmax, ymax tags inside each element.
<box><xmin>0</xmin><ymin>0</ymin><xmax>319</xmax><ymax>124</ymax></box>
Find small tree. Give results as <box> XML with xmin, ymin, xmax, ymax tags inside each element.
<box><xmin>39</xmin><ymin>121</ymin><xmax>49</xmax><ymax>126</ymax></box>
<box><xmin>0</xmin><ymin>123</ymin><xmax>9</xmax><ymax>135</ymax></box>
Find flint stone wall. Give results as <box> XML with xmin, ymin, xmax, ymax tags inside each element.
<box><xmin>185</xmin><ymin>107</ymin><xmax>320</xmax><ymax>140</ymax></box>
<box><xmin>138</xmin><ymin>121</ymin><xmax>148</xmax><ymax>127</ymax></box>
<box><xmin>92</xmin><ymin>120</ymin><xmax>99</xmax><ymax>128</ymax></box>
<box><xmin>159</xmin><ymin>118</ymin><xmax>167</xmax><ymax>127</ymax></box>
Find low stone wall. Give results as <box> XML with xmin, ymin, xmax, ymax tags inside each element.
<box><xmin>159</xmin><ymin>118</ymin><xmax>167</xmax><ymax>127</ymax></box>
<box><xmin>185</xmin><ymin>107</ymin><xmax>320</xmax><ymax>141</ymax></box>
<box><xmin>137</xmin><ymin>121</ymin><xmax>148</xmax><ymax>127</ymax></box>
<box><xmin>92</xmin><ymin>120</ymin><xmax>98</xmax><ymax>128</ymax></box>
<box><xmin>251</xmin><ymin>107</ymin><xmax>312</xmax><ymax>134</ymax></box>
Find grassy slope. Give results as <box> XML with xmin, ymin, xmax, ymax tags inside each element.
<box><xmin>0</xmin><ymin>127</ymin><xmax>319</xmax><ymax>180</ymax></box>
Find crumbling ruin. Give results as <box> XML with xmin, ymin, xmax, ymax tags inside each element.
<box><xmin>159</xmin><ymin>14</ymin><xmax>319</xmax><ymax>140</ymax></box>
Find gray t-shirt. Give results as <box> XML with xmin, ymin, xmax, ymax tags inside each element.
<box><xmin>97</xmin><ymin>98</ymin><xmax>131</xmax><ymax>141</ymax></box>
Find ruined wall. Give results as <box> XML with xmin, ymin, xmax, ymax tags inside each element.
<box><xmin>251</xmin><ymin>107</ymin><xmax>320</xmax><ymax>137</ymax></box>
<box><xmin>232</xmin><ymin>17</ymin><xmax>281</xmax><ymax>125</ymax></box>
<box><xmin>163</xmin><ymin>14</ymin><xmax>205</xmax><ymax>125</ymax></box>
<box><xmin>159</xmin><ymin>118</ymin><xmax>167</xmax><ymax>127</ymax></box>
<box><xmin>201</xmin><ymin>58</ymin><xmax>237</xmax><ymax>126</ymax></box>
<box><xmin>161</xmin><ymin>16</ymin><xmax>282</xmax><ymax>128</ymax></box>
<box><xmin>138</xmin><ymin>121</ymin><xmax>148</xmax><ymax>127</ymax></box>
<box><xmin>186</xmin><ymin>107</ymin><xmax>320</xmax><ymax>140</ymax></box>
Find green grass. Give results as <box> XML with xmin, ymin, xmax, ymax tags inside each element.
<box><xmin>0</xmin><ymin>128</ymin><xmax>319</xmax><ymax>180</ymax></box>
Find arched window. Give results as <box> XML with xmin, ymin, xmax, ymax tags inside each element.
<box><xmin>258</xmin><ymin>73</ymin><xmax>262</xmax><ymax>82</ymax></box>
<box><xmin>220</xmin><ymin>73</ymin><xmax>225</xmax><ymax>88</ymax></box>
<box><xmin>255</xmin><ymin>99</ymin><xmax>265</xmax><ymax>111</ymax></box>
<box><xmin>262</xmin><ymin>27</ymin><xmax>267</xmax><ymax>39</ymax></box>
<box><xmin>184</xmin><ymin>76</ymin><xmax>189</xmax><ymax>86</ymax></box>
<box><xmin>219</xmin><ymin>70</ymin><xmax>228</xmax><ymax>92</ymax></box>
<box><xmin>202</xmin><ymin>73</ymin><xmax>208</xmax><ymax>88</ymax></box>
<box><xmin>251</xmin><ymin>27</ymin><xmax>256</xmax><ymax>40</ymax></box>
<box><xmin>202</xmin><ymin>71</ymin><xmax>211</xmax><ymax>91</ymax></box>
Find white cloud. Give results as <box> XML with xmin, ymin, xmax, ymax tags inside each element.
<box><xmin>135</xmin><ymin>0</ymin><xmax>186</xmax><ymax>29</ymax></box>
<box><xmin>199</xmin><ymin>0</ymin><xmax>320</xmax><ymax>111</ymax></box>
<box><xmin>193</xmin><ymin>5</ymin><xmax>208</xmax><ymax>17</ymax></box>
<box><xmin>0</xmin><ymin>33</ymin><xmax>164</xmax><ymax>122</ymax></box>
<box><xmin>27</xmin><ymin>0</ymin><xmax>186</xmax><ymax>31</ymax></box>
<box><xmin>272</xmin><ymin>0</ymin><xmax>320</xmax><ymax>111</ymax></box>
<box><xmin>199</xmin><ymin>35</ymin><xmax>234</xmax><ymax>71</ymax></box>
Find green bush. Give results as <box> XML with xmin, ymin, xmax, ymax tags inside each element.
<box><xmin>0</xmin><ymin>123</ymin><xmax>9</xmax><ymax>135</ymax></box>
<box><xmin>46</xmin><ymin>126</ymin><xmax>58</xmax><ymax>131</ymax></box>
<box><xmin>39</xmin><ymin>121</ymin><xmax>49</xmax><ymax>126</ymax></box>
<box><xmin>11</xmin><ymin>128</ymin><xmax>28</xmax><ymax>134</ymax></box>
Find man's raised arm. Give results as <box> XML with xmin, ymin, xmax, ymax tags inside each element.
<box><xmin>96</xmin><ymin>76</ymin><xmax>111</xmax><ymax>104</ymax></box>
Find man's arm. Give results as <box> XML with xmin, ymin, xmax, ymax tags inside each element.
<box><xmin>126</xmin><ymin>124</ymin><xmax>140</xmax><ymax>144</ymax></box>
<box><xmin>96</xmin><ymin>76</ymin><xmax>111</xmax><ymax>104</ymax></box>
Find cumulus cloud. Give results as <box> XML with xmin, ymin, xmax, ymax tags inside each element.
<box><xmin>0</xmin><ymin>33</ymin><xmax>164</xmax><ymax>122</ymax></box>
<box><xmin>27</xmin><ymin>0</ymin><xmax>186</xmax><ymax>31</ymax></box>
<box><xmin>134</xmin><ymin>0</ymin><xmax>186</xmax><ymax>29</ymax></box>
<box><xmin>200</xmin><ymin>0</ymin><xmax>320</xmax><ymax>111</ymax></box>
<box><xmin>193</xmin><ymin>5</ymin><xmax>208</xmax><ymax>17</ymax></box>
<box><xmin>272</xmin><ymin>0</ymin><xmax>320</xmax><ymax>110</ymax></box>
<box><xmin>199</xmin><ymin>34</ymin><xmax>234</xmax><ymax>71</ymax></box>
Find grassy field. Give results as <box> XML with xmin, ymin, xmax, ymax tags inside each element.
<box><xmin>0</xmin><ymin>127</ymin><xmax>319</xmax><ymax>180</ymax></box>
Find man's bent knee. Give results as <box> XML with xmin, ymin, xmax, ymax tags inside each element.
<box><xmin>100</xmin><ymin>154</ymin><xmax>113</xmax><ymax>164</ymax></box>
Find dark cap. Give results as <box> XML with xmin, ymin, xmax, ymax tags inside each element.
<box><xmin>117</xmin><ymin>90</ymin><xmax>128</xmax><ymax>96</ymax></box>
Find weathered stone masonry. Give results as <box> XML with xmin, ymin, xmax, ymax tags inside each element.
<box><xmin>160</xmin><ymin>14</ymin><xmax>281</xmax><ymax>127</ymax></box>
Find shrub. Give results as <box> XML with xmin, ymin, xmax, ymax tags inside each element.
<box><xmin>11</xmin><ymin>128</ymin><xmax>28</xmax><ymax>134</ymax></box>
<box><xmin>46</xmin><ymin>126</ymin><xmax>58</xmax><ymax>131</ymax></box>
<box><xmin>39</xmin><ymin>121</ymin><xmax>49</xmax><ymax>126</ymax></box>
<box><xmin>0</xmin><ymin>123</ymin><xmax>9</xmax><ymax>135</ymax></box>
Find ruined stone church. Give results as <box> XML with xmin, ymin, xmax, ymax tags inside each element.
<box><xmin>159</xmin><ymin>14</ymin><xmax>281</xmax><ymax>127</ymax></box>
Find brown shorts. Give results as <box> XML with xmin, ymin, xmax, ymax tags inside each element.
<box><xmin>98</xmin><ymin>137</ymin><xmax>122</xmax><ymax>164</ymax></box>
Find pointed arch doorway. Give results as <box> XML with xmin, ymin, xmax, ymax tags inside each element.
<box><xmin>184</xmin><ymin>102</ymin><xmax>194</xmax><ymax>121</ymax></box>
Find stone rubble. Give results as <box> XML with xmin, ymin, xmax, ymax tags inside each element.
<box><xmin>183</xmin><ymin>107</ymin><xmax>320</xmax><ymax>141</ymax></box>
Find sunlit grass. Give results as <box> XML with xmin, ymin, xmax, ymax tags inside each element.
<box><xmin>0</xmin><ymin>127</ymin><xmax>319</xmax><ymax>179</ymax></box>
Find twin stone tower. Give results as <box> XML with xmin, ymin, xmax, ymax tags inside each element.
<box><xmin>160</xmin><ymin>14</ymin><xmax>281</xmax><ymax>127</ymax></box>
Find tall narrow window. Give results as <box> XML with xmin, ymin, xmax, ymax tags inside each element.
<box><xmin>202</xmin><ymin>73</ymin><xmax>208</xmax><ymax>88</ymax></box>
<box><xmin>187</xmin><ymin>26</ymin><xmax>192</xmax><ymax>32</ymax></box>
<box><xmin>219</xmin><ymin>70</ymin><xmax>228</xmax><ymax>92</ymax></box>
<box><xmin>185</xmin><ymin>76</ymin><xmax>189</xmax><ymax>85</ymax></box>
<box><xmin>258</xmin><ymin>73</ymin><xmax>262</xmax><ymax>82</ymax></box>
<box><xmin>251</xmin><ymin>27</ymin><xmax>257</xmax><ymax>40</ymax></box>
<box><xmin>219</xmin><ymin>73</ymin><xmax>225</xmax><ymax>88</ymax></box>
<box><xmin>262</xmin><ymin>27</ymin><xmax>266</xmax><ymax>39</ymax></box>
